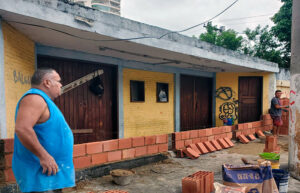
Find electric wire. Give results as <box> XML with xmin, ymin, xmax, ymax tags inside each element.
<box><xmin>4</xmin><ymin>0</ymin><xmax>239</xmax><ymax>42</ymax></box>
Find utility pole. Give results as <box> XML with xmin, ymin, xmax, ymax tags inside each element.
<box><xmin>289</xmin><ymin>0</ymin><xmax>300</xmax><ymax>180</ymax></box>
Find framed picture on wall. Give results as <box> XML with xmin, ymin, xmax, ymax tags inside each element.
<box><xmin>130</xmin><ymin>80</ymin><xmax>145</xmax><ymax>102</ymax></box>
<box><xmin>157</xmin><ymin>82</ymin><xmax>168</xmax><ymax>102</ymax></box>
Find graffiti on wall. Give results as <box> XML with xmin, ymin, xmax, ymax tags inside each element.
<box><xmin>216</xmin><ymin>87</ymin><xmax>238</xmax><ymax>121</ymax></box>
<box><xmin>13</xmin><ymin>70</ymin><xmax>31</xmax><ymax>85</ymax></box>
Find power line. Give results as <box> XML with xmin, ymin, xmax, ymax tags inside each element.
<box><xmin>5</xmin><ymin>0</ymin><xmax>239</xmax><ymax>42</ymax></box>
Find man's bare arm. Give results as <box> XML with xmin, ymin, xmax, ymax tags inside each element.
<box><xmin>15</xmin><ymin>95</ymin><xmax>58</xmax><ymax>176</ymax></box>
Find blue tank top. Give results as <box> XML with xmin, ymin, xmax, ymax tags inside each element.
<box><xmin>12</xmin><ymin>88</ymin><xmax>75</xmax><ymax>192</ymax></box>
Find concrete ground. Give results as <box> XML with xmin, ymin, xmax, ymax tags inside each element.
<box><xmin>66</xmin><ymin>135</ymin><xmax>300</xmax><ymax>193</ymax></box>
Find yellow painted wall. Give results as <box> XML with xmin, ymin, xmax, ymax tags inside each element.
<box><xmin>3</xmin><ymin>22</ymin><xmax>35</xmax><ymax>138</ymax></box>
<box><xmin>215</xmin><ymin>72</ymin><xmax>272</xmax><ymax>126</ymax></box>
<box><xmin>123</xmin><ymin>69</ymin><xmax>174</xmax><ymax>137</ymax></box>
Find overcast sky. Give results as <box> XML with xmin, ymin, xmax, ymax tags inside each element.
<box><xmin>121</xmin><ymin>0</ymin><xmax>283</xmax><ymax>37</ymax></box>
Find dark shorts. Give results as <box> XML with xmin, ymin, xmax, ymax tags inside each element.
<box><xmin>271</xmin><ymin>116</ymin><xmax>283</xmax><ymax>126</ymax></box>
<box><xmin>29</xmin><ymin>189</ymin><xmax>62</xmax><ymax>193</ymax></box>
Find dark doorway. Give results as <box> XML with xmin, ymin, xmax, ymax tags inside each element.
<box><xmin>238</xmin><ymin>76</ymin><xmax>262</xmax><ymax>123</ymax></box>
<box><xmin>180</xmin><ymin>75</ymin><xmax>213</xmax><ymax>131</ymax></box>
<box><xmin>38</xmin><ymin>56</ymin><xmax>118</xmax><ymax>144</ymax></box>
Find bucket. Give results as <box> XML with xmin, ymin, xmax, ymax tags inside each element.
<box><xmin>272</xmin><ymin>169</ymin><xmax>289</xmax><ymax>193</ymax></box>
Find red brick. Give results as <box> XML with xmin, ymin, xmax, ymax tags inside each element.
<box><xmin>207</xmin><ymin>136</ymin><xmax>214</xmax><ymax>141</ymax></box>
<box><xmin>203</xmin><ymin>141</ymin><xmax>216</xmax><ymax>152</ymax></box>
<box><xmin>183</xmin><ymin>147</ymin><xmax>199</xmax><ymax>159</ymax></box>
<box><xmin>217</xmin><ymin>138</ymin><xmax>230</xmax><ymax>149</ymax></box>
<box><xmin>195</xmin><ymin>142</ymin><xmax>209</xmax><ymax>154</ymax></box>
<box><xmin>173</xmin><ymin>132</ymin><xmax>181</xmax><ymax>141</ymax></box>
<box><xmin>158</xmin><ymin>144</ymin><xmax>168</xmax><ymax>152</ymax></box>
<box><xmin>214</xmin><ymin>134</ymin><xmax>222</xmax><ymax>140</ymax></box>
<box><xmin>256</xmin><ymin>130</ymin><xmax>265</xmax><ymax>137</ymax></box>
<box><xmin>5</xmin><ymin>154</ymin><xmax>13</xmax><ymax>167</ymax></box>
<box><xmin>103</xmin><ymin>140</ymin><xmax>119</xmax><ymax>152</ymax></box>
<box><xmin>224</xmin><ymin>138</ymin><xmax>234</xmax><ymax>147</ymax></box>
<box><xmin>204</xmin><ymin>128</ymin><xmax>212</xmax><ymax>136</ymax></box>
<box><xmin>199</xmin><ymin>137</ymin><xmax>208</xmax><ymax>142</ymax></box>
<box><xmin>156</xmin><ymin>134</ymin><xmax>167</xmax><ymax>144</ymax></box>
<box><xmin>73</xmin><ymin>144</ymin><xmax>86</xmax><ymax>157</ymax></box>
<box><xmin>174</xmin><ymin>140</ymin><xmax>185</xmax><ymax>150</ymax></box>
<box><xmin>192</xmin><ymin>138</ymin><xmax>201</xmax><ymax>144</ymax></box>
<box><xmin>235</xmin><ymin>131</ymin><xmax>242</xmax><ymax>138</ymax></box>
<box><xmin>237</xmin><ymin>124</ymin><xmax>244</xmax><ymax>130</ymax></box>
<box><xmin>181</xmin><ymin>131</ymin><xmax>190</xmax><ymax>140</ymax></box>
<box><xmin>226</xmin><ymin>132</ymin><xmax>233</xmax><ymax>139</ymax></box>
<box><xmin>91</xmin><ymin>152</ymin><xmax>108</xmax><ymax>165</ymax></box>
<box><xmin>147</xmin><ymin>145</ymin><xmax>159</xmax><ymax>154</ymax></box>
<box><xmin>248</xmin><ymin>134</ymin><xmax>256</xmax><ymax>141</ymax></box>
<box><xmin>119</xmin><ymin>138</ymin><xmax>132</xmax><ymax>149</ymax></box>
<box><xmin>198</xmin><ymin>129</ymin><xmax>206</xmax><ymax>137</ymax></box>
<box><xmin>182</xmin><ymin>177</ymin><xmax>201</xmax><ymax>193</ymax></box>
<box><xmin>73</xmin><ymin>156</ymin><xmax>92</xmax><ymax>169</ymax></box>
<box><xmin>122</xmin><ymin>148</ymin><xmax>135</xmax><ymax>159</ymax></box>
<box><xmin>252</xmin><ymin>121</ymin><xmax>262</xmax><ymax>128</ymax></box>
<box><xmin>132</xmin><ymin>137</ymin><xmax>145</xmax><ymax>147</ymax></box>
<box><xmin>211</xmin><ymin>140</ymin><xmax>222</xmax><ymax>151</ymax></box>
<box><xmin>212</xmin><ymin>127</ymin><xmax>224</xmax><ymax>135</ymax></box>
<box><xmin>86</xmin><ymin>142</ymin><xmax>103</xmax><ymax>154</ymax></box>
<box><xmin>189</xmin><ymin>130</ymin><xmax>198</xmax><ymax>138</ymax></box>
<box><xmin>4</xmin><ymin>168</ymin><xmax>15</xmax><ymax>182</ymax></box>
<box><xmin>135</xmin><ymin>146</ymin><xmax>147</xmax><ymax>157</ymax></box>
<box><xmin>145</xmin><ymin>136</ymin><xmax>156</xmax><ymax>145</ymax></box>
<box><xmin>187</xmin><ymin>144</ymin><xmax>201</xmax><ymax>155</ymax></box>
<box><xmin>4</xmin><ymin>139</ymin><xmax>14</xmax><ymax>153</ymax></box>
<box><xmin>108</xmin><ymin>151</ymin><xmax>122</xmax><ymax>162</ymax></box>
<box><xmin>224</xmin><ymin>126</ymin><xmax>232</xmax><ymax>133</ymax></box>
<box><xmin>247</xmin><ymin>123</ymin><xmax>253</xmax><ymax>129</ymax></box>
<box><xmin>238</xmin><ymin>135</ymin><xmax>249</xmax><ymax>144</ymax></box>
<box><xmin>184</xmin><ymin>139</ymin><xmax>193</xmax><ymax>146</ymax></box>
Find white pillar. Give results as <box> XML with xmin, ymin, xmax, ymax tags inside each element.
<box><xmin>289</xmin><ymin>0</ymin><xmax>300</xmax><ymax>180</ymax></box>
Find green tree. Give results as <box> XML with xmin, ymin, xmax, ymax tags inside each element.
<box><xmin>199</xmin><ymin>22</ymin><xmax>243</xmax><ymax>51</ymax></box>
<box><xmin>271</xmin><ymin>0</ymin><xmax>292</xmax><ymax>68</ymax></box>
<box><xmin>243</xmin><ymin>25</ymin><xmax>285</xmax><ymax>67</ymax></box>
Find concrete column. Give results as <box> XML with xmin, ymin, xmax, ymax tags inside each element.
<box><xmin>289</xmin><ymin>0</ymin><xmax>300</xmax><ymax>180</ymax></box>
<box><xmin>0</xmin><ymin>18</ymin><xmax>7</xmax><ymax>139</ymax></box>
<box><xmin>174</xmin><ymin>72</ymin><xmax>180</xmax><ymax>132</ymax></box>
<box><xmin>118</xmin><ymin>65</ymin><xmax>124</xmax><ymax>138</ymax></box>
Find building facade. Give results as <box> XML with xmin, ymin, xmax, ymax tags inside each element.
<box><xmin>72</xmin><ymin>0</ymin><xmax>120</xmax><ymax>15</ymax></box>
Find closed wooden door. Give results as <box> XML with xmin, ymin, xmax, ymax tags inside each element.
<box><xmin>180</xmin><ymin>75</ymin><xmax>212</xmax><ymax>130</ymax></box>
<box><xmin>38</xmin><ymin>56</ymin><xmax>118</xmax><ymax>144</ymax></box>
<box><xmin>238</xmin><ymin>77</ymin><xmax>262</xmax><ymax>123</ymax></box>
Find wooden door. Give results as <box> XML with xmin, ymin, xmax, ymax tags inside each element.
<box><xmin>238</xmin><ymin>77</ymin><xmax>262</xmax><ymax>123</ymax></box>
<box><xmin>38</xmin><ymin>56</ymin><xmax>118</xmax><ymax>144</ymax></box>
<box><xmin>180</xmin><ymin>75</ymin><xmax>212</xmax><ymax>131</ymax></box>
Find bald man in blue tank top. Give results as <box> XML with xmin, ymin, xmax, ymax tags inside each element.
<box><xmin>13</xmin><ymin>68</ymin><xmax>75</xmax><ymax>193</ymax></box>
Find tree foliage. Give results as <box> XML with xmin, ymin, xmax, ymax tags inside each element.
<box><xmin>196</xmin><ymin>0</ymin><xmax>292</xmax><ymax>68</ymax></box>
<box><xmin>199</xmin><ymin>22</ymin><xmax>243</xmax><ymax>51</ymax></box>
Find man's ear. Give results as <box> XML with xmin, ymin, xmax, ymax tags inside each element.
<box><xmin>43</xmin><ymin>79</ymin><xmax>51</xmax><ymax>88</ymax></box>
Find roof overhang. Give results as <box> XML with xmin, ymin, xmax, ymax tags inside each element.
<box><xmin>0</xmin><ymin>0</ymin><xmax>279</xmax><ymax>73</ymax></box>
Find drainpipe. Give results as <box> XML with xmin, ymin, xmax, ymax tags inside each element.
<box><xmin>289</xmin><ymin>0</ymin><xmax>300</xmax><ymax>180</ymax></box>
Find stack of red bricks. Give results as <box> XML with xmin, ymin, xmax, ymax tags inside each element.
<box><xmin>279</xmin><ymin>98</ymin><xmax>289</xmax><ymax>135</ymax></box>
<box><xmin>73</xmin><ymin>135</ymin><xmax>168</xmax><ymax>169</ymax></box>
<box><xmin>182</xmin><ymin>171</ymin><xmax>214</xmax><ymax>193</ymax></box>
<box><xmin>172</xmin><ymin>126</ymin><xmax>234</xmax><ymax>159</ymax></box>
<box><xmin>234</xmin><ymin>114</ymin><xmax>273</xmax><ymax>144</ymax></box>
<box><xmin>264</xmin><ymin>136</ymin><xmax>280</xmax><ymax>153</ymax></box>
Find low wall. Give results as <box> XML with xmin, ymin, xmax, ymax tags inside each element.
<box><xmin>0</xmin><ymin>134</ymin><xmax>169</xmax><ymax>185</ymax></box>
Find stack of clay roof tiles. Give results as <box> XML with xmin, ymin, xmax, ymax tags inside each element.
<box><xmin>182</xmin><ymin>170</ymin><xmax>214</xmax><ymax>193</ymax></box>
